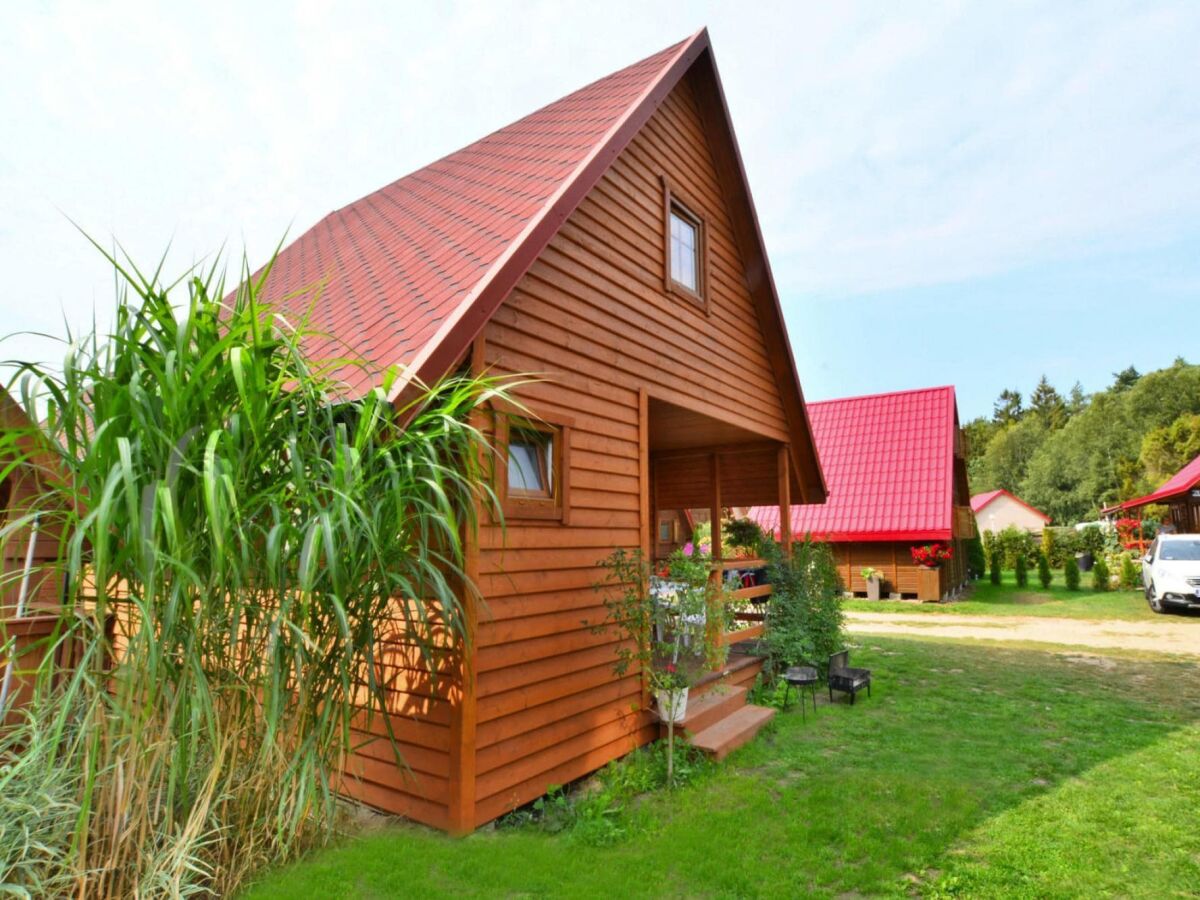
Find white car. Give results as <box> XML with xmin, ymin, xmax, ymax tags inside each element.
<box><xmin>1142</xmin><ymin>535</ymin><xmax>1200</xmax><ymax>614</ymax></box>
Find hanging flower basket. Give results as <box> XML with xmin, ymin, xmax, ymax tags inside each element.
<box><xmin>910</xmin><ymin>542</ymin><xmax>953</xmax><ymax>569</ymax></box>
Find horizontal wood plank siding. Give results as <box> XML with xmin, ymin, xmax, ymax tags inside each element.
<box><xmin>472</xmin><ymin>72</ymin><xmax>792</xmax><ymax>827</ymax></box>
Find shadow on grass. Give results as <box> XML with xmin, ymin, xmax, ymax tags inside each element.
<box><xmin>241</xmin><ymin>638</ymin><xmax>1200</xmax><ymax>899</ymax></box>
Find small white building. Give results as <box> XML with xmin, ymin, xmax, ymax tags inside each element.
<box><xmin>971</xmin><ymin>489</ymin><xmax>1051</xmax><ymax>536</ymax></box>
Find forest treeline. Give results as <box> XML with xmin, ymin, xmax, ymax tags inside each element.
<box><xmin>964</xmin><ymin>358</ymin><xmax>1200</xmax><ymax>524</ymax></box>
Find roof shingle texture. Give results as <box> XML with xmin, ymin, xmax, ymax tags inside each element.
<box><xmin>258</xmin><ymin>39</ymin><xmax>688</xmax><ymax>396</ymax></box>
<box><xmin>751</xmin><ymin>386</ymin><xmax>958</xmax><ymax>542</ymax></box>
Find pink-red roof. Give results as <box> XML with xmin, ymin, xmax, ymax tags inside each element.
<box><xmin>1115</xmin><ymin>453</ymin><xmax>1200</xmax><ymax>512</ymax></box>
<box><xmin>750</xmin><ymin>386</ymin><xmax>961</xmax><ymax>542</ymax></box>
<box><xmin>258</xmin><ymin>35</ymin><xmax>701</xmax><ymax>398</ymax></box>
<box><xmin>970</xmin><ymin>488</ymin><xmax>1051</xmax><ymax>522</ymax></box>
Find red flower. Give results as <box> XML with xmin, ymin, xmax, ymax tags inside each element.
<box><xmin>910</xmin><ymin>542</ymin><xmax>952</xmax><ymax>567</ymax></box>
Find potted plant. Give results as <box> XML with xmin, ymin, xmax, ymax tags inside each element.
<box><xmin>910</xmin><ymin>542</ymin><xmax>953</xmax><ymax>602</ymax></box>
<box><xmin>860</xmin><ymin>566</ymin><xmax>885</xmax><ymax>601</ymax></box>
<box><xmin>596</xmin><ymin>543</ymin><xmax>722</xmax><ymax>783</ymax></box>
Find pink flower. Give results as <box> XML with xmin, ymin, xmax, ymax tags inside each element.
<box><xmin>683</xmin><ymin>542</ymin><xmax>694</xmax><ymax>556</ymax></box>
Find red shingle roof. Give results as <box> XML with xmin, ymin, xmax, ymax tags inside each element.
<box><xmin>258</xmin><ymin>35</ymin><xmax>699</xmax><ymax>397</ymax></box>
<box><xmin>970</xmin><ymin>488</ymin><xmax>1051</xmax><ymax>522</ymax></box>
<box><xmin>1115</xmin><ymin>453</ymin><xmax>1200</xmax><ymax>512</ymax></box>
<box><xmin>750</xmin><ymin>386</ymin><xmax>960</xmax><ymax>542</ymax></box>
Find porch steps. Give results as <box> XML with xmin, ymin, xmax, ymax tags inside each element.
<box><xmin>689</xmin><ymin>704</ymin><xmax>776</xmax><ymax>761</ymax></box>
<box><xmin>668</xmin><ymin>685</ymin><xmax>748</xmax><ymax>738</ymax></box>
<box><xmin>657</xmin><ymin>652</ymin><xmax>774</xmax><ymax>760</ymax></box>
<box><xmin>690</xmin><ymin>652</ymin><xmax>764</xmax><ymax>698</ymax></box>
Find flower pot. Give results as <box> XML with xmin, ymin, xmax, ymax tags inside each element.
<box><xmin>866</xmin><ymin>576</ymin><xmax>882</xmax><ymax>601</ymax></box>
<box><xmin>1076</xmin><ymin>551</ymin><xmax>1094</xmax><ymax>572</ymax></box>
<box><xmin>655</xmin><ymin>687</ymin><xmax>689</xmax><ymax>724</ymax></box>
<box><xmin>916</xmin><ymin>565</ymin><xmax>943</xmax><ymax>602</ymax></box>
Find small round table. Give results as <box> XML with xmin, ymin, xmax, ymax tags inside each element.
<box><xmin>783</xmin><ymin>665</ymin><xmax>819</xmax><ymax>720</ymax></box>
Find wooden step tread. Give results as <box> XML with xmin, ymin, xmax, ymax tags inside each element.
<box><xmin>659</xmin><ymin>685</ymin><xmax>747</xmax><ymax>738</ymax></box>
<box><xmin>692</xmin><ymin>652</ymin><xmax>763</xmax><ymax>695</ymax></box>
<box><xmin>689</xmin><ymin>704</ymin><xmax>776</xmax><ymax>761</ymax></box>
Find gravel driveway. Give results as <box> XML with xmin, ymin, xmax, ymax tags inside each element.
<box><xmin>846</xmin><ymin>610</ymin><xmax>1200</xmax><ymax>656</ymax></box>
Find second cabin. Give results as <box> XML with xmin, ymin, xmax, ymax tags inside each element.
<box><xmin>750</xmin><ymin>386</ymin><xmax>976</xmax><ymax>601</ymax></box>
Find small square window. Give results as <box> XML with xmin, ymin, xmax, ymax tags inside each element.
<box><xmin>507</xmin><ymin>427</ymin><xmax>554</xmax><ymax>498</ymax></box>
<box><xmin>497</xmin><ymin>411</ymin><xmax>570</xmax><ymax>522</ymax></box>
<box><xmin>669</xmin><ymin>210</ymin><xmax>698</xmax><ymax>292</ymax></box>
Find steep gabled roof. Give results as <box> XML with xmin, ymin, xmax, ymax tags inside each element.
<box><xmin>970</xmin><ymin>488</ymin><xmax>1051</xmax><ymax>522</ymax></box>
<box><xmin>257</xmin><ymin>28</ymin><xmax>825</xmax><ymax>501</ymax></box>
<box><xmin>1115</xmin><ymin>453</ymin><xmax>1200</xmax><ymax>512</ymax></box>
<box><xmin>749</xmin><ymin>386</ymin><xmax>961</xmax><ymax>542</ymax></box>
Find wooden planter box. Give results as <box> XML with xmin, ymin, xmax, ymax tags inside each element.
<box><xmin>916</xmin><ymin>566</ymin><xmax>943</xmax><ymax>602</ymax></box>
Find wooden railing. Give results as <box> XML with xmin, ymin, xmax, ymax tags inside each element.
<box><xmin>713</xmin><ymin>559</ymin><xmax>769</xmax><ymax>647</ymax></box>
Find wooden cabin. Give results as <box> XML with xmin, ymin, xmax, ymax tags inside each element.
<box><xmin>1108</xmin><ymin>453</ymin><xmax>1200</xmax><ymax>534</ymax></box>
<box><xmin>749</xmin><ymin>386</ymin><xmax>975</xmax><ymax>601</ymax></box>
<box><xmin>1</xmin><ymin>388</ymin><xmax>64</xmax><ymax>616</ymax></box>
<box><xmin>1</xmin><ymin>387</ymin><xmax>71</xmax><ymax>722</ymax></box>
<box><xmin>971</xmin><ymin>489</ymin><xmax>1051</xmax><ymax>536</ymax></box>
<box><xmin>259</xmin><ymin>30</ymin><xmax>826</xmax><ymax>833</ymax></box>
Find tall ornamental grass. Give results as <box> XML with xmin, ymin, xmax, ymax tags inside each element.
<box><xmin>0</xmin><ymin>248</ymin><xmax>510</xmax><ymax>896</ymax></box>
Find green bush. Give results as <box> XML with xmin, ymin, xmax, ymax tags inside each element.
<box><xmin>982</xmin><ymin>529</ymin><xmax>998</xmax><ymax>561</ymax></box>
<box><xmin>763</xmin><ymin>537</ymin><xmax>845</xmax><ymax>676</ymax></box>
<box><xmin>989</xmin><ymin>549</ymin><xmax>1002</xmax><ymax>585</ymax></box>
<box><xmin>966</xmin><ymin>535</ymin><xmax>987</xmax><ymax>579</ymax></box>
<box><xmin>997</xmin><ymin>525</ymin><xmax>1037</xmax><ymax>569</ymax></box>
<box><xmin>1065</xmin><ymin>557</ymin><xmax>1081</xmax><ymax>590</ymax></box>
<box><xmin>1042</xmin><ymin>527</ymin><xmax>1079</xmax><ymax>567</ymax></box>
<box><xmin>1118</xmin><ymin>553</ymin><xmax>1140</xmax><ymax>590</ymax></box>
<box><xmin>1080</xmin><ymin>524</ymin><xmax>1106</xmax><ymax>556</ymax></box>
<box><xmin>1091</xmin><ymin>557</ymin><xmax>1111</xmax><ymax>592</ymax></box>
<box><xmin>1015</xmin><ymin>555</ymin><xmax>1029</xmax><ymax>587</ymax></box>
<box><xmin>1040</xmin><ymin>528</ymin><xmax>1056</xmax><ymax>566</ymax></box>
<box><xmin>1037</xmin><ymin>551</ymin><xmax>1052</xmax><ymax>589</ymax></box>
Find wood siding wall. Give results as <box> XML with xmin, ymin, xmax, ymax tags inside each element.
<box><xmin>469</xmin><ymin>71</ymin><xmax>793</xmax><ymax>827</ymax></box>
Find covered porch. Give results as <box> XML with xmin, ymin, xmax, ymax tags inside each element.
<box><xmin>646</xmin><ymin>396</ymin><xmax>814</xmax><ymax>650</ymax></box>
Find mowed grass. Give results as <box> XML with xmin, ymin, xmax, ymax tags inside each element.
<box><xmin>242</xmin><ymin>638</ymin><xmax>1200</xmax><ymax>899</ymax></box>
<box><xmin>842</xmin><ymin>569</ymin><xmax>1194</xmax><ymax>621</ymax></box>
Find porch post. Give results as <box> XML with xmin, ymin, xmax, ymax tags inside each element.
<box><xmin>777</xmin><ymin>444</ymin><xmax>792</xmax><ymax>558</ymax></box>
<box><xmin>710</xmin><ymin>453</ymin><xmax>722</xmax><ymax>563</ymax></box>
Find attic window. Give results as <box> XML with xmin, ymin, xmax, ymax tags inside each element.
<box><xmin>497</xmin><ymin>410</ymin><xmax>571</xmax><ymax>522</ymax></box>
<box><xmin>669</xmin><ymin>209</ymin><xmax>699</xmax><ymax>292</ymax></box>
<box><xmin>661</xmin><ymin>176</ymin><xmax>708</xmax><ymax>312</ymax></box>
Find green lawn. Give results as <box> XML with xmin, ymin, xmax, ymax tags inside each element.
<box><xmin>242</xmin><ymin>638</ymin><xmax>1200</xmax><ymax>898</ymax></box>
<box><xmin>842</xmin><ymin>570</ymin><xmax>1185</xmax><ymax>621</ymax></box>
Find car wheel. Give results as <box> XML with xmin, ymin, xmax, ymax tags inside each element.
<box><xmin>1146</xmin><ymin>583</ymin><xmax>1165</xmax><ymax>614</ymax></box>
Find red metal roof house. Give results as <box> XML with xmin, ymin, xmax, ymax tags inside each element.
<box><xmin>1108</xmin><ymin>453</ymin><xmax>1200</xmax><ymax>534</ymax></box>
<box><xmin>749</xmin><ymin>386</ymin><xmax>975</xmax><ymax>599</ymax></box>
<box><xmin>258</xmin><ymin>30</ymin><xmax>827</xmax><ymax>833</ymax></box>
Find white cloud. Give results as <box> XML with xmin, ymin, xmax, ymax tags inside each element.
<box><xmin>1</xmin><ymin>0</ymin><xmax>1197</xmax><ymax>373</ymax></box>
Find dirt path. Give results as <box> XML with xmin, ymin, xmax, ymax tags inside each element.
<box><xmin>846</xmin><ymin>611</ymin><xmax>1200</xmax><ymax>656</ymax></box>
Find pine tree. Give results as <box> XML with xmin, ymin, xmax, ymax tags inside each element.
<box><xmin>989</xmin><ymin>549</ymin><xmax>1002</xmax><ymax>585</ymax></box>
<box><xmin>1091</xmin><ymin>558</ymin><xmax>1111</xmax><ymax>592</ymax></box>
<box><xmin>1030</xmin><ymin>375</ymin><xmax>1067</xmax><ymax>429</ymax></box>
<box><xmin>1037</xmin><ymin>550</ymin><xmax>1052</xmax><ymax>589</ymax></box>
<box><xmin>1015</xmin><ymin>554</ymin><xmax>1029</xmax><ymax>587</ymax></box>
<box><xmin>992</xmin><ymin>389</ymin><xmax>1024</xmax><ymax>425</ymax></box>
<box><xmin>1064</xmin><ymin>557</ymin><xmax>1081</xmax><ymax>591</ymax></box>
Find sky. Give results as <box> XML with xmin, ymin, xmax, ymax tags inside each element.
<box><xmin>2</xmin><ymin>1</ymin><xmax>1198</xmax><ymax>421</ymax></box>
